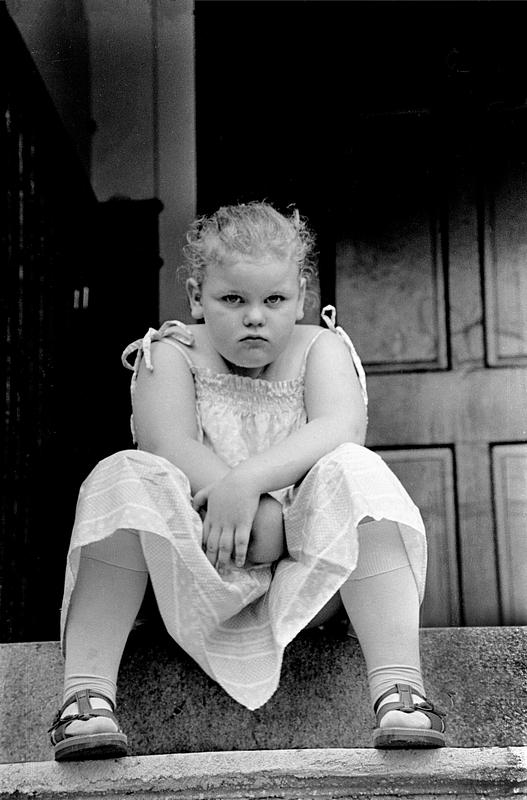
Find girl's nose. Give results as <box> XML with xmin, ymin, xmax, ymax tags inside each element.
<box><xmin>243</xmin><ymin>305</ymin><xmax>265</xmax><ymax>326</ymax></box>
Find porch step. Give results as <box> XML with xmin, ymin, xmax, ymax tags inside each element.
<box><xmin>1</xmin><ymin>747</ymin><xmax>526</xmax><ymax>800</ymax></box>
<box><xmin>1</xmin><ymin>626</ymin><xmax>526</xmax><ymax>765</ymax></box>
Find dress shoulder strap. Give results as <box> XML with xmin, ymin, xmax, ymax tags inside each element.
<box><xmin>121</xmin><ymin>320</ymin><xmax>194</xmax><ymax>378</ymax></box>
<box><xmin>320</xmin><ymin>305</ymin><xmax>368</xmax><ymax>408</ymax></box>
<box><xmin>298</xmin><ymin>328</ymin><xmax>326</xmax><ymax>377</ymax></box>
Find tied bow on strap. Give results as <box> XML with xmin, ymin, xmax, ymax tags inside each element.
<box><xmin>120</xmin><ymin>320</ymin><xmax>195</xmax><ymax>445</ymax></box>
<box><xmin>321</xmin><ymin>305</ymin><xmax>368</xmax><ymax>407</ymax></box>
<box><xmin>121</xmin><ymin>320</ymin><xmax>194</xmax><ymax>375</ymax></box>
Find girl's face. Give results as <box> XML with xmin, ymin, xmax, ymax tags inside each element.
<box><xmin>186</xmin><ymin>256</ymin><xmax>306</xmax><ymax>374</ymax></box>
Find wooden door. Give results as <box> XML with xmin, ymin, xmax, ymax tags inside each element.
<box><xmin>335</xmin><ymin>107</ymin><xmax>527</xmax><ymax>627</ymax></box>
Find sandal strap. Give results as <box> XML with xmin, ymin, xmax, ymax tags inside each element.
<box><xmin>49</xmin><ymin>689</ymin><xmax>120</xmax><ymax>744</ymax></box>
<box><xmin>374</xmin><ymin>683</ymin><xmax>446</xmax><ymax>733</ymax></box>
<box><xmin>61</xmin><ymin>689</ymin><xmax>116</xmax><ymax>715</ymax></box>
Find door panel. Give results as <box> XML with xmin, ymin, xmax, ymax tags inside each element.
<box><xmin>492</xmin><ymin>444</ymin><xmax>527</xmax><ymax>625</ymax></box>
<box><xmin>448</xmin><ymin>152</ymin><xmax>485</xmax><ymax>368</ymax></box>
<box><xmin>382</xmin><ymin>448</ymin><xmax>460</xmax><ymax>627</ymax></box>
<box><xmin>336</xmin><ymin>116</ymin><xmax>447</xmax><ymax>371</ymax></box>
<box><xmin>485</xmin><ymin>113</ymin><xmax>527</xmax><ymax>365</ymax></box>
<box><xmin>334</xmin><ymin>110</ymin><xmax>527</xmax><ymax>626</ymax></box>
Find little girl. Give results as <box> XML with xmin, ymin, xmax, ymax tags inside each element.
<box><xmin>50</xmin><ymin>202</ymin><xmax>445</xmax><ymax>761</ymax></box>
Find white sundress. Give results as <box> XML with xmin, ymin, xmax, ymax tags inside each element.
<box><xmin>60</xmin><ymin>306</ymin><xmax>427</xmax><ymax>710</ymax></box>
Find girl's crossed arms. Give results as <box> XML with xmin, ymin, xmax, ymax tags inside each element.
<box><xmin>132</xmin><ymin>324</ymin><xmax>366</xmax><ymax>573</ymax></box>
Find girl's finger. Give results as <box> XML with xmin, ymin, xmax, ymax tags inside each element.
<box><xmin>205</xmin><ymin>525</ymin><xmax>220</xmax><ymax>566</ymax></box>
<box><xmin>216</xmin><ymin>527</ymin><xmax>234</xmax><ymax>572</ymax></box>
<box><xmin>234</xmin><ymin>525</ymin><xmax>251</xmax><ymax>568</ymax></box>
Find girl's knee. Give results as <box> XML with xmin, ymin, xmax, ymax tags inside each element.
<box><xmin>82</xmin><ymin>530</ymin><xmax>147</xmax><ymax>572</ymax></box>
<box><xmin>246</xmin><ymin>522</ymin><xmax>286</xmax><ymax>564</ymax></box>
<box><xmin>109</xmin><ymin>450</ymin><xmax>191</xmax><ymax>485</ymax></box>
<box><xmin>246</xmin><ymin>535</ymin><xmax>285</xmax><ymax>565</ymax></box>
<box><xmin>246</xmin><ymin>497</ymin><xmax>286</xmax><ymax>564</ymax></box>
<box><xmin>349</xmin><ymin>520</ymin><xmax>410</xmax><ymax>580</ymax></box>
<box><xmin>314</xmin><ymin>442</ymin><xmax>380</xmax><ymax>475</ymax></box>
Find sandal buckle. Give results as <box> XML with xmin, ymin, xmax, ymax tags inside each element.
<box><xmin>395</xmin><ymin>683</ymin><xmax>415</xmax><ymax>712</ymax></box>
<box><xmin>416</xmin><ymin>700</ymin><xmax>434</xmax><ymax>712</ymax></box>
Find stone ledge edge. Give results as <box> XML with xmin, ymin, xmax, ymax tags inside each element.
<box><xmin>1</xmin><ymin>747</ymin><xmax>526</xmax><ymax>799</ymax></box>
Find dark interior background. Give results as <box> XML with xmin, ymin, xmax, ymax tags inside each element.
<box><xmin>195</xmin><ymin>0</ymin><xmax>527</xmax><ymax>304</ymax></box>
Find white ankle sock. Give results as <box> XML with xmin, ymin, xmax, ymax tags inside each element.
<box><xmin>368</xmin><ymin>665</ymin><xmax>425</xmax><ymax>707</ymax></box>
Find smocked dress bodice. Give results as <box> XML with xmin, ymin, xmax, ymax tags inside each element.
<box><xmin>190</xmin><ymin>369</ymin><xmax>306</xmax><ymax>468</ymax></box>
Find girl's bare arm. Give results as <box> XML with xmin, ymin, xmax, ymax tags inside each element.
<box><xmin>218</xmin><ymin>329</ymin><xmax>367</xmax><ymax>496</ymax></box>
<box><xmin>132</xmin><ymin>342</ymin><xmax>232</xmax><ymax>493</ymax></box>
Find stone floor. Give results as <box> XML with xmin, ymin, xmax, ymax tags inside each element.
<box><xmin>1</xmin><ymin>625</ymin><xmax>526</xmax><ymax>764</ymax></box>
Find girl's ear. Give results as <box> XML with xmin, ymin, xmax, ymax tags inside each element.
<box><xmin>186</xmin><ymin>278</ymin><xmax>204</xmax><ymax>320</ymax></box>
<box><xmin>296</xmin><ymin>277</ymin><xmax>307</xmax><ymax>321</ymax></box>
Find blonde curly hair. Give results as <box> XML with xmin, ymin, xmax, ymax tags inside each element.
<box><xmin>181</xmin><ymin>202</ymin><xmax>319</xmax><ymax>305</ymax></box>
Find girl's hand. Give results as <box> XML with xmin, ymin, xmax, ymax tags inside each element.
<box><xmin>193</xmin><ymin>474</ymin><xmax>260</xmax><ymax>572</ymax></box>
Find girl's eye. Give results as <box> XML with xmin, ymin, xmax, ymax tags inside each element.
<box><xmin>266</xmin><ymin>295</ymin><xmax>285</xmax><ymax>306</ymax></box>
<box><xmin>222</xmin><ymin>294</ymin><xmax>243</xmax><ymax>305</ymax></box>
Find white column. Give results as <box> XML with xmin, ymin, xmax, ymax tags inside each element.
<box><xmin>155</xmin><ymin>0</ymin><xmax>196</xmax><ymax>323</ymax></box>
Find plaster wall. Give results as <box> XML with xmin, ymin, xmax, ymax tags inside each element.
<box><xmin>7</xmin><ymin>0</ymin><xmax>196</xmax><ymax>324</ymax></box>
<box><xmin>86</xmin><ymin>0</ymin><xmax>196</xmax><ymax>323</ymax></box>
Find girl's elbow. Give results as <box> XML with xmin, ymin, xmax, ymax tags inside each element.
<box><xmin>133</xmin><ymin>423</ymin><xmax>157</xmax><ymax>454</ymax></box>
<box><xmin>353</xmin><ymin>408</ymin><xmax>368</xmax><ymax>445</ymax></box>
<box><xmin>338</xmin><ymin>415</ymin><xmax>367</xmax><ymax>447</ymax></box>
<box><xmin>134</xmin><ymin>423</ymin><xmax>173</xmax><ymax>458</ymax></box>
<box><xmin>136</xmin><ymin>438</ymin><xmax>163</xmax><ymax>458</ymax></box>
<box><xmin>345</xmin><ymin>425</ymin><xmax>366</xmax><ymax>447</ymax></box>
<box><xmin>356</xmin><ymin>429</ymin><xmax>367</xmax><ymax>446</ymax></box>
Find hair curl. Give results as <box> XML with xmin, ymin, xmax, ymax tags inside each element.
<box><xmin>181</xmin><ymin>202</ymin><xmax>319</xmax><ymax>304</ymax></box>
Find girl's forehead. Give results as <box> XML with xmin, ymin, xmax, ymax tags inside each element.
<box><xmin>205</xmin><ymin>256</ymin><xmax>298</xmax><ymax>285</ymax></box>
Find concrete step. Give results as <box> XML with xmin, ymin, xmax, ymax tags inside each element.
<box><xmin>1</xmin><ymin>626</ymin><xmax>526</xmax><ymax>765</ymax></box>
<box><xmin>1</xmin><ymin>747</ymin><xmax>526</xmax><ymax>800</ymax></box>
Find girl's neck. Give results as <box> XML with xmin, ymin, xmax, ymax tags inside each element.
<box><xmin>225</xmin><ymin>359</ymin><xmax>268</xmax><ymax>380</ymax></box>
